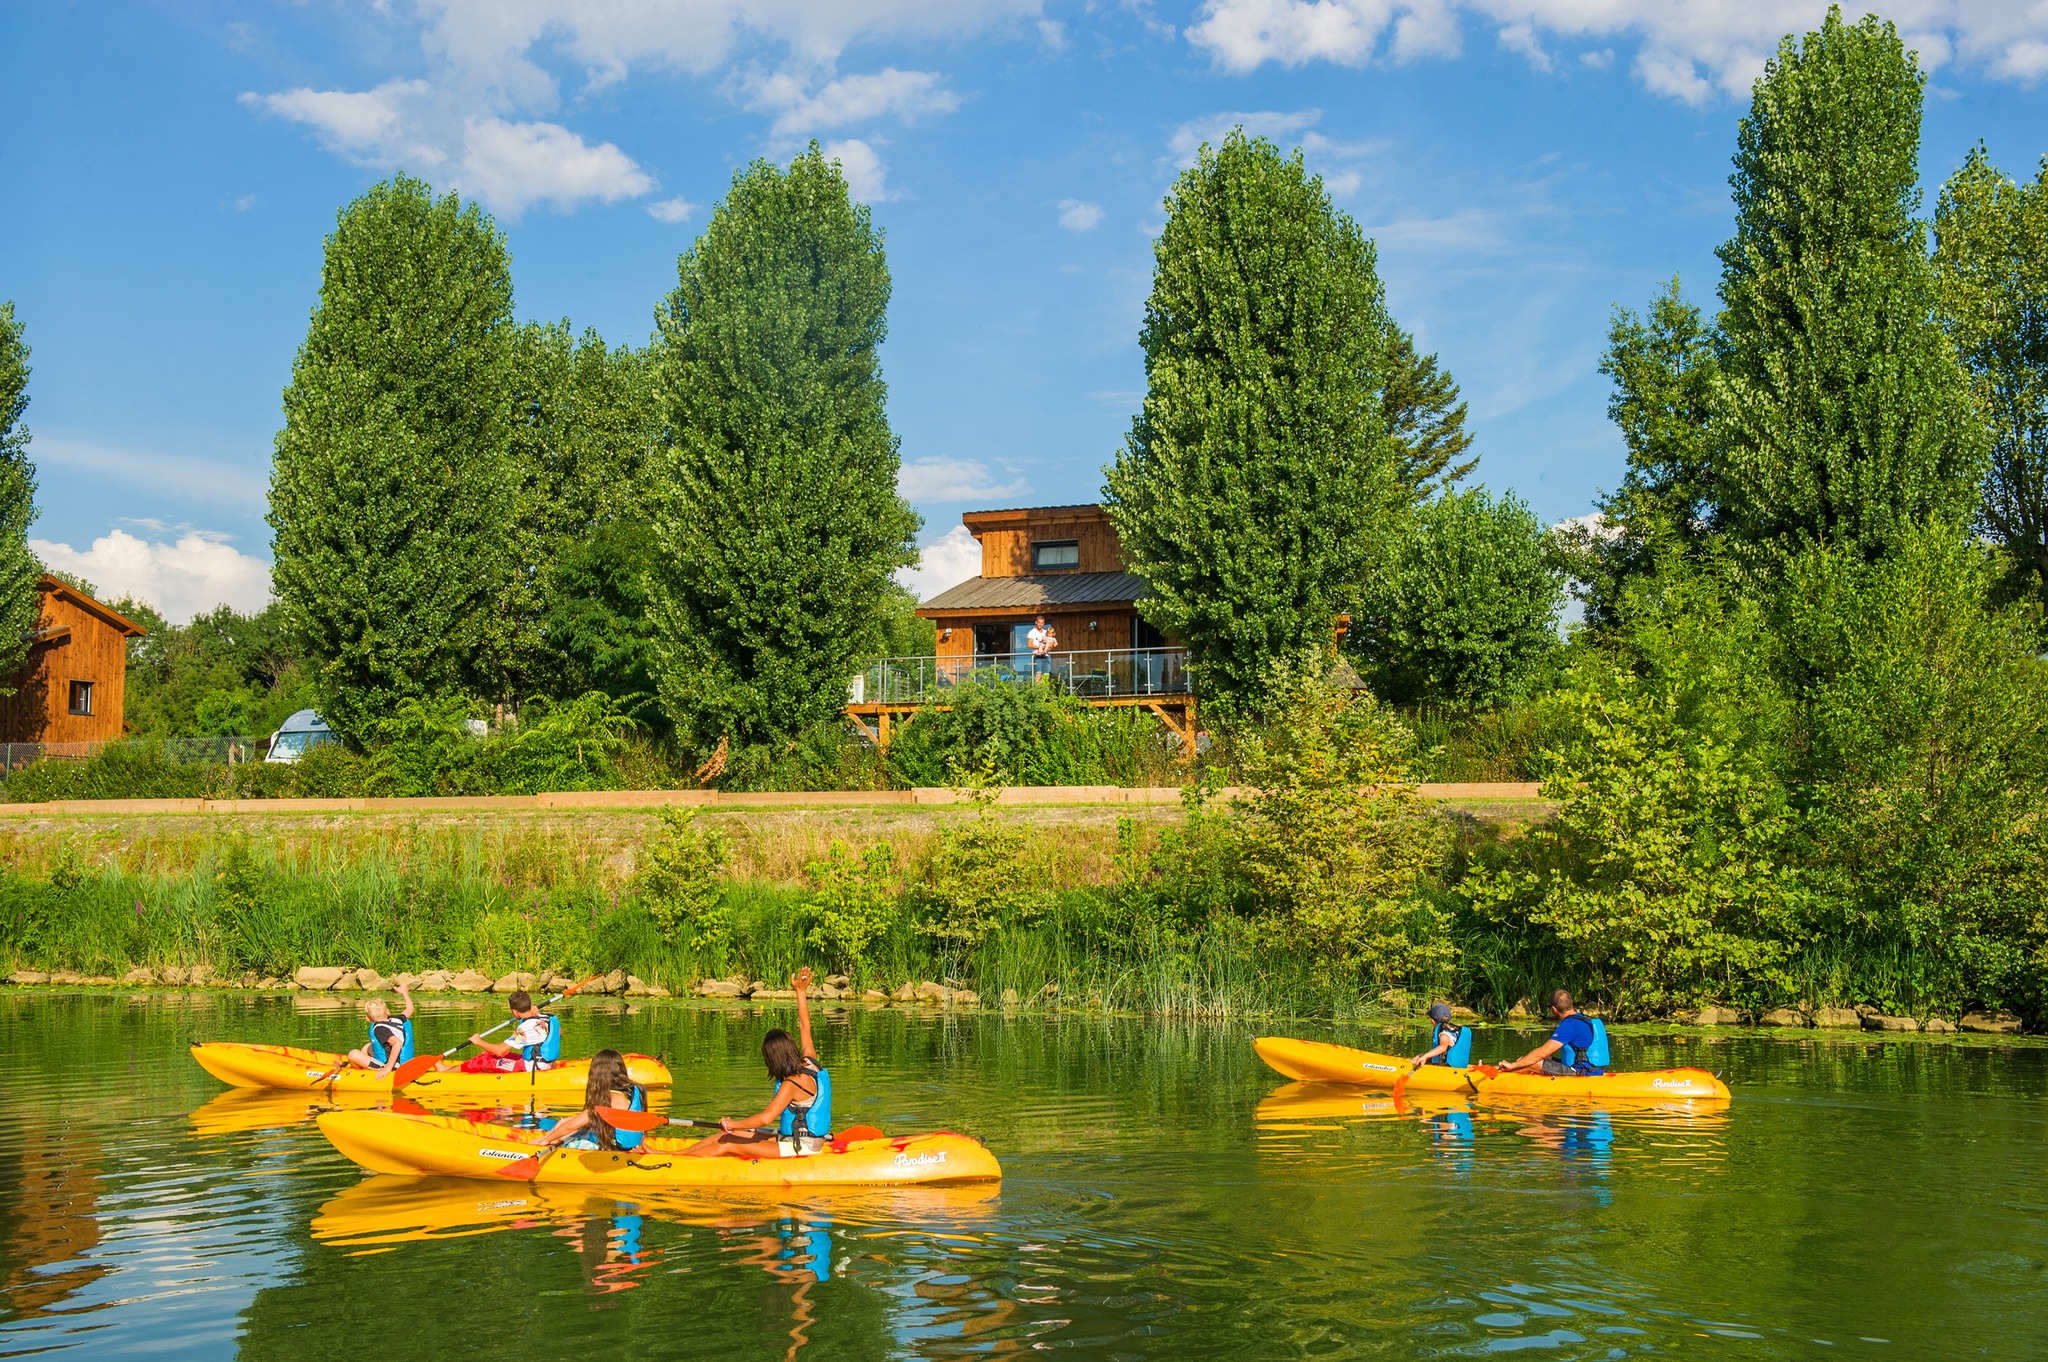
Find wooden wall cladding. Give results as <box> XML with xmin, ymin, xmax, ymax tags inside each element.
<box><xmin>970</xmin><ymin>511</ymin><xmax>1126</xmax><ymax>577</ymax></box>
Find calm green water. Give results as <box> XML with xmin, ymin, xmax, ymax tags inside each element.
<box><xmin>0</xmin><ymin>990</ymin><xmax>2042</xmax><ymax>1359</ymax></box>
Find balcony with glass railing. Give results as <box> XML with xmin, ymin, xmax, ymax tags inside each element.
<box><xmin>851</xmin><ymin>647</ymin><xmax>1189</xmax><ymax>706</ymax></box>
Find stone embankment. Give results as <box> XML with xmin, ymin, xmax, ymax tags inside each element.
<box><xmin>1683</xmin><ymin>1002</ymin><xmax>2022</xmax><ymax>1034</ymax></box>
<box><xmin>1</xmin><ymin>965</ymin><xmax>989</xmax><ymax>1008</ymax></box>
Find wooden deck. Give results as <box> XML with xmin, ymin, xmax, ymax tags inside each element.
<box><xmin>846</xmin><ymin>692</ymin><xmax>1198</xmax><ymax>757</ymax></box>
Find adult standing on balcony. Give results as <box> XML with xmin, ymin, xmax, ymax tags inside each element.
<box><xmin>1027</xmin><ymin>616</ymin><xmax>1057</xmax><ymax>680</ymax></box>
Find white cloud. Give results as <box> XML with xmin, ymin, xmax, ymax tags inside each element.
<box><xmin>823</xmin><ymin>138</ymin><xmax>893</xmax><ymax>202</ymax></box>
<box><xmin>250</xmin><ymin>3</ymin><xmax>1040</xmax><ymax>215</ymax></box>
<box><xmin>897</xmin><ymin>524</ymin><xmax>985</xmax><ymax>602</ymax></box>
<box><xmin>1187</xmin><ymin>0</ymin><xmax>1462</xmax><ymax>73</ymax></box>
<box><xmin>1188</xmin><ymin>2</ymin><xmax>2048</xmax><ymax>102</ymax></box>
<box><xmin>647</xmin><ymin>196</ymin><xmax>695</xmax><ymax>223</ymax></box>
<box><xmin>244</xmin><ymin>81</ymin><xmax>651</xmax><ymax>217</ymax></box>
<box><xmin>747</xmin><ymin>67</ymin><xmax>960</xmax><ymax>137</ymax></box>
<box><xmin>1497</xmin><ymin>21</ymin><xmax>1552</xmax><ymax>72</ymax></box>
<box><xmin>898</xmin><ymin>457</ymin><xmax>1028</xmax><ymax>503</ymax></box>
<box><xmin>32</xmin><ymin>531</ymin><xmax>272</xmax><ymax>624</ymax></box>
<box><xmin>1058</xmin><ymin>198</ymin><xmax>1104</xmax><ymax>230</ymax></box>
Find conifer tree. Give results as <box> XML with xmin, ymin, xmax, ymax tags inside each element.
<box><xmin>647</xmin><ymin>146</ymin><xmax>918</xmax><ymax>749</ymax></box>
<box><xmin>1105</xmin><ymin>131</ymin><xmax>1398</xmax><ymax>712</ymax></box>
<box><xmin>1935</xmin><ymin>147</ymin><xmax>2048</xmax><ymax>605</ymax></box>
<box><xmin>1711</xmin><ymin>7</ymin><xmax>1983</xmax><ymax>566</ymax></box>
<box><xmin>1381</xmin><ymin>321</ymin><xmax>1477</xmax><ymax>505</ymax></box>
<box><xmin>0</xmin><ymin>303</ymin><xmax>40</xmax><ymax>687</ymax></box>
<box><xmin>268</xmin><ymin>177</ymin><xmax>516</xmax><ymax>739</ymax></box>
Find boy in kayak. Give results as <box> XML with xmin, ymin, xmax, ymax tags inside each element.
<box><xmin>1497</xmin><ymin>989</ymin><xmax>1608</xmax><ymax>1077</ymax></box>
<box><xmin>345</xmin><ymin>979</ymin><xmax>414</xmax><ymax>1074</ymax></box>
<box><xmin>683</xmin><ymin>965</ymin><xmax>831</xmax><ymax>1159</ymax></box>
<box><xmin>454</xmin><ymin>990</ymin><xmax>560</xmax><ymax>1073</ymax></box>
<box><xmin>1407</xmin><ymin>1002</ymin><xmax>1472</xmax><ymax>1070</ymax></box>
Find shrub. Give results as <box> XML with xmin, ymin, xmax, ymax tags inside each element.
<box><xmin>803</xmin><ymin>841</ymin><xmax>898</xmax><ymax>978</ymax></box>
<box><xmin>637</xmin><ymin>809</ymin><xmax>732</xmax><ymax>944</ymax></box>
<box><xmin>917</xmin><ymin>777</ymin><xmax>1034</xmax><ymax>949</ymax></box>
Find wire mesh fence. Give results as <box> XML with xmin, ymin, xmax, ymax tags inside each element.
<box><xmin>0</xmin><ymin>736</ymin><xmax>270</xmax><ymax>771</ymax></box>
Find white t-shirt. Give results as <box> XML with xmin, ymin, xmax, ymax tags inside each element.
<box><xmin>1027</xmin><ymin>626</ymin><xmax>1054</xmax><ymax>656</ymax></box>
<box><xmin>506</xmin><ymin>1016</ymin><xmax>551</xmax><ymax>1051</ymax></box>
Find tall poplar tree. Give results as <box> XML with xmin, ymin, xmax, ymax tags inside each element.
<box><xmin>0</xmin><ymin>303</ymin><xmax>41</xmax><ymax>686</ymax></box>
<box><xmin>1104</xmin><ymin>131</ymin><xmax>1398</xmax><ymax>712</ymax></box>
<box><xmin>268</xmin><ymin>177</ymin><xmax>516</xmax><ymax>739</ymax></box>
<box><xmin>1935</xmin><ymin>147</ymin><xmax>2048</xmax><ymax>605</ymax></box>
<box><xmin>1711</xmin><ymin>7</ymin><xmax>1983</xmax><ymax>566</ymax></box>
<box><xmin>647</xmin><ymin>146</ymin><xmax>918</xmax><ymax>749</ymax></box>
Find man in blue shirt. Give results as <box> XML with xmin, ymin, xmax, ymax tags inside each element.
<box><xmin>1496</xmin><ymin>989</ymin><xmax>1605</xmax><ymax>1076</ymax></box>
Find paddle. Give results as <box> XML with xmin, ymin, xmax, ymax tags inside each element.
<box><xmin>1392</xmin><ymin>1061</ymin><xmax>1419</xmax><ymax>1103</ymax></box>
<box><xmin>495</xmin><ymin>1110</ymin><xmax>777</xmax><ymax>1180</ymax></box>
<box><xmin>388</xmin><ymin>973</ymin><xmax>605</xmax><ymax>1089</ymax></box>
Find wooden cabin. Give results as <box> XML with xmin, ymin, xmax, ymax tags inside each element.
<box><xmin>0</xmin><ymin>575</ymin><xmax>146</xmax><ymax>744</ymax></box>
<box><xmin>915</xmin><ymin>505</ymin><xmax>1165</xmax><ymax>659</ymax></box>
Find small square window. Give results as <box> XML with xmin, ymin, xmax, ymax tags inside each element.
<box><xmin>1033</xmin><ymin>540</ymin><xmax>1080</xmax><ymax>570</ymax></box>
<box><xmin>68</xmin><ymin>680</ymin><xmax>94</xmax><ymax>716</ymax></box>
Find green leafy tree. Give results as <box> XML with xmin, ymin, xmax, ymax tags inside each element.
<box><xmin>647</xmin><ymin>146</ymin><xmax>919</xmax><ymax>750</ymax></box>
<box><xmin>1711</xmin><ymin>7</ymin><xmax>1984</xmax><ymax>567</ymax></box>
<box><xmin>0</xmin><ymin>303</ymin><xmax>42</xmax><ymax>688</ymax></box>
<box><xmin>501</xmin><ymin>323</ymin><xmax>656</xmax><ymax>702</ymax></box>
<box><xmin>1935</xmin><ymin>147</ymin><xmax>2048</xmax><ymax>606</ymax></box>
<box><xmin>1775</xmin><ymin>522</ymin><xmax>2048</xmax><ymax>1013</ymax></box>
<box><xmin>1232</xmin><ymin>660</ymin><xmax>1448</xmax><ymax>983</ymax></box>
<box><xmin>123</xmin><ymin>603</ymin><xmax>314</xmax><ymax>738</ymax></box>
<box><xmin>1105</xmin><ymin>130</ymin><xmax>1399</xmax><ymax>714</ymax></box>
<box><xmin>1563</xmin><ymin>280</ymin><xmax>1721</xmax><ymax>627</ymax></box>
<box><xmin>268</xmin><ymin>176</ymin><xmax>517</xmax><ymax>739</ymax></box>
<box><xmin>1381</xmin><ymin>320</ymin><xmax>1478</xmax><ymax>505</ymax></box>
<box><xmin>1359</xmin><ymin>488</ymin><xmax>1563</xmax><ymax>707</ymax></box>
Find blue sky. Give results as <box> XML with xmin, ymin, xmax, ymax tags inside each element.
<box><xmin>5</xmin><ymin>1</ymin><xmax>2047</xmax><ymax>622</ymax></box>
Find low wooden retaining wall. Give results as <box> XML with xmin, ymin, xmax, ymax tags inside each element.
<box><xmin>0</xmin><ymin>783</ymin><xmax>1543</xmax><ymax>817</ymax></box>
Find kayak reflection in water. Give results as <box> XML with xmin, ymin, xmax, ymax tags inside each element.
<box><xmin>685</xmin><ymin>966</ymin><xmax>833</xmax><ymax>1159</ymax></box>
<box><xmin>560</xmin><ymin>1204</ymin><xmax>653</xmax><ymax>1296</ymax></box>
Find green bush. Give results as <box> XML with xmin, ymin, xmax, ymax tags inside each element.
<box><xmin>636</xmin><ymin>809</ymin><xmax>732</xmax><ymax>946</ymax></box>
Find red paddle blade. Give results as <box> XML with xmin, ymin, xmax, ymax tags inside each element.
<box><xmin>495</xmin><ymin>1154</ymin><xmax>544</xmax><ymax>1179</ymax></box>
<box><xmin>593</xmin><ymin>1107</ymin><xmax>667</xmax><ymax>1132</ymax></box>
<box><xmin>836</xmin><ymin>1124</ymin><xmax>885</xmax><ymax>1144</ymax></box>
<box><xmin>388</xmin><ymin>1056</ymin><xmax>441</xmax><ymax>1089</ymax></box>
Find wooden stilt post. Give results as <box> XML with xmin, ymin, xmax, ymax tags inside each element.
<box><xmin>879</xmin><ymin>708</ymin><xmax>892</xmax><ymax>753</ymax></box>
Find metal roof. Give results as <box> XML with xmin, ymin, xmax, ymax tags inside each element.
<box><xmin>918</xmin><ymin>571</ymin><xmax>1148</xmax><ymax>613</ymax></box>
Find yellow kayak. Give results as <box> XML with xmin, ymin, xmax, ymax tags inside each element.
<box><xmin>1254</xmin><ymin>1036</ymin><xmax>1731</xmax><ymax>1101</ymax></box>
<box><xmin>191</xmin><ymin>1042</ymin><xmax>672</xmax><ymax>1095</ymax></box>
<box><xmin>316</xmin><ymin>1109</ymin><xmax>1003</xmax><ymax>1188</ymax></box>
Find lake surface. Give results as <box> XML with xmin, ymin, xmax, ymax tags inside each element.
<box><xmin>0</xmin><ymin>990</ymin><xmax>2042</xmax><ymax>1359</ymax></box>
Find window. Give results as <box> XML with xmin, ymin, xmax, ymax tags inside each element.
<box><xmin>67</xmin><ymin>680</ymin><xmax>93</xmax><ymax>716</ymax></box>
<box><xmin>1032</xmin><ymin>540</ymin><xmax>1080</xmax><ymax>570</ymax></box>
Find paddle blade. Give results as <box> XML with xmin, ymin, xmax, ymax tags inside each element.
<box><xmin>1391</xmin><ymin>1067</ymin><xmax>1413</xmax><ymax>1103</ymax></box>
<box><xmin>593</xmin><ymin>1107</ymin><xmax>668</xmax><ymax>1133</ymax></box>
<box><xmin>836</xmin><ymin>1124</ymin><xmax>885</xmax><ymax>1145</ymax></box>
<box><xmin>389</xmin><ymin>1095</ymin><xmax>429</xmax><ymax>1116</ymax></box>
<box><xmin>495</xmin><ymin>1153</ymin><xmax>545</xmax><ymax>1179</ymax></box>
<box><xmin>388</xmin><ymin>1055</ymin><xmax>441</xmax><ymax>1089</ymax></box>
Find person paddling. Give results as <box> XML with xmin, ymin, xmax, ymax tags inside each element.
<box><xmin>683</xmin><ymin>966</ymin><xmax>832</xmax><ymax>1159</ymax></box>
<box><xmin>1408</xmin><ymin>1002</ymin><xmax>1472</xmax><ymax>1071</ymax></box>
<box><xmin>453</xmin><ymin>990</ymin><xmax>560</xmax><ymax>1074</ymax></box>
<box><xmin>345</xmin><ymin>980</ymin><xmax>415</xmax><ymax>1074</ymax></box>
<box><xmin>1496</xmin><ymin>989</ymin><xmax>1608</xmax><ymax>1077</ymax></box>
<box><xmin>536</xmin><ymin>1050</ymin><xmax>648</xmax><ymax>1152</ymax></box>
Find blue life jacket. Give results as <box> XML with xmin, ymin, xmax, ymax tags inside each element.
<box><xmin>776</xmin><ymin>1060</ymin><xmax>832</xmax><ymax>1140</ymax></box>
<box><xmin>1428</xmin><ymin>1020</ymin><xmax>1473</xmax><ymax>1068</ymax></box>
<box><xmin>1556</xmin><ymin>1015</ymin><xmax>1609</xmax><ymax>1075</ymax></box>
<box><xmin>521</xmin><ymin>1014</ymin><xmax>562</xmax><ymax>1068</ymax></box>
<box><xmin>612</xmin><ymin>1083</ymin><xmax>646</xmax><ymax>1152</ymax></box>
<box><xmin>367</xmin><ymin>1017</ymin><xmax>414</xmax><ymax>1066</ymax></box>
